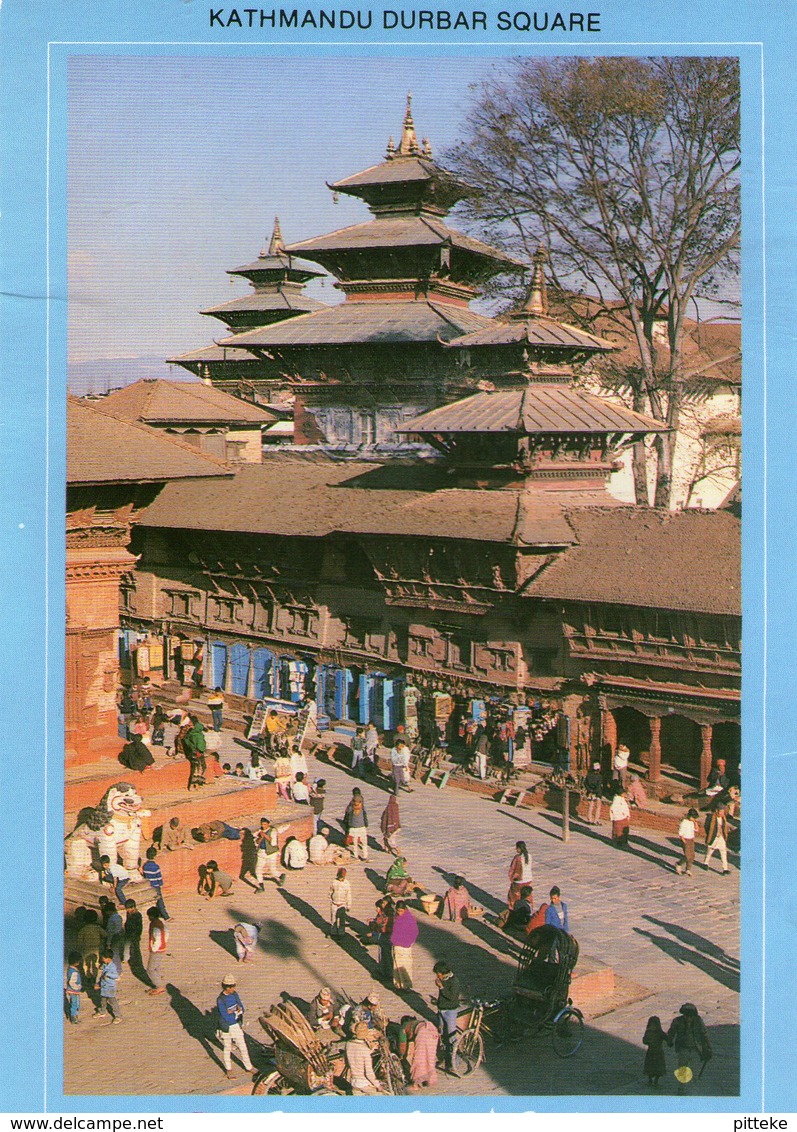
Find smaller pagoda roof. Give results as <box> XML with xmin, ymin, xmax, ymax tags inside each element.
<box><xmin>285</xmin><ymin>215</ymin><xmax>523</xmax><ymax>268</ymax></box>
<box><xmin>218</xmin><ymin>300</ymin><xmax>495</xmax><ymax>349</ymax></box>
<box><xmin>227</xmin><ymin>254</ymin><xmax>323</xmax><ymax>281</ymax></box>
<box><xmin>67</xmin><ymin>396</ymin><xmax>234</xmax><ymax>486</ymax></box>
<box><xmin>327</xmin><ymin>94</ymin><xmax>471</xmax><ymax>212</ymax></box>
<box><xmin>448</xmin><ymin>314</ymin><xmax>615</xmax><ymax>353</ymax></box>
<box><xmin>398</xmin><ymin>387</ymin><xmax>668</xmax><ymax>436</ymax></box>
<box><xmin>97</xmin><ymin>379</ymin><xmax>276</xmax><ymax>426</ymax></box>
<box><xmin>227</xmin><ymin>216</ymin><xmax>323</xmax><ymax>282</ymax></box>
<box><xmin>201</xmin><ymin>291</ymin><xmax>327</xmax><ymax>317</ymax></box>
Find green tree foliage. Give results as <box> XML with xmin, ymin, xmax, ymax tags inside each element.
<box><xmin>448</xmin><ymin>57</ymin><xmax>740</xmax><ymax>506</ymax></box>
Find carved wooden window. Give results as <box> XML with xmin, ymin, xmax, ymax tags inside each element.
<box><xmin>487</xmin><ymin>646</ymin><xmax>516</xmax><ymax>673</ymax></box>
<box><xmin>169</xmin><ymin>591</ymin><xmax>194</xmax><ymax>618</ymax></box>
<box><xmin>210</xmin><ymin>597</ymin><xmax>239</xmax><ymax>624</ymax></box>
<box><xmin>445</xmin><ymin>633</ymin><xmax>472</xmax><ymax>669</ymax></box>
<box><xmin>410</xmin><ymin>634</ymin><xmax>433</xmax><ymax>658</ymax></box>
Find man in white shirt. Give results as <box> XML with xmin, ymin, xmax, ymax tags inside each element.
<box><xmin>390</xmin><ymin>740</ymin><xmax>412</xmax><ymax>792</ymax></box>
<box><xmin>291</xmin><ymin>772</ymin><xmax>310</xmax><ymax>804</ymax></box>
<box><xmin>283</xmin><ymin>837</ymin><xmax>309</xmax><ymax>870</ymax></box>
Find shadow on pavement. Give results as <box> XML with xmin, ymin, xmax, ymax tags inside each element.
<box><xmin>643</xmin><ymin>916</ymin><xmax>740</xmax><ymax>969</ymax></box>
<box><xmin>633</xmin><ymin>927</ymin><xmax>740</xmax><ymax>992</ymax></box>
<box><xmin>165</xmin><ymin>983</ymin><xmax>227</xmax><ymax>1074</ymax></box>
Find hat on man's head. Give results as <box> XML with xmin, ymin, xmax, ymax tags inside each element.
<box><xmin>222</xmin><ymin>974</ymin><xmax>237</xmax><ymax>987</ymax></box>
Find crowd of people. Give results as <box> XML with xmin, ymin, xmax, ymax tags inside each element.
<box><xmin>66</xmin><ymin>685</ymin><xmax>734</xmax><ymax>1095</ymax></box>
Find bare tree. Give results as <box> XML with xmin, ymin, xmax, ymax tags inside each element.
<box><xmin>448</xmin><ymin>56</ymin><xmax>741</xmax><ymax>506</ymax></box>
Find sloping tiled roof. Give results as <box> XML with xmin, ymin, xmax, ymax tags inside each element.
<box><xmin>227</xmin><ymin>253</ymin><xmax>322</xmax><ymax>279</ymax></box>
<box><xmin>448</xmin><ymin>313</ymin><xmax>615</xmax><ymax>353</ymax></box>
<box><xmin>399</xmin><ymin>388</ymin><xmax>668</xmax><ymax>436</ymax></box>
<box><xmin>201</xmin><ymin>291</ymin><xmax>326</xmax><ymax>316</ymax></box>
<box><xmin>166</xmin><ymin>345</ymin><xmax>261</xmax><ymax>364</ymax></box>
<box><xmin>218</xmin><ymin>301</ymin><xmax>495</xmax><ymax>348</ymax></box>
<box><xmin>525</xmin><ymin>508</ymin><xmax>740</xmax><ymax>616</ymax></box>
<box><xmin>98</xmin><ymin>380</ymin><xmax>276</xmax><ymax>425</ymax></box>
<box><xmin>137</xmin><ymin>461</ymin><xmax>576</xmax><ymax>547</ymax></box>
<box><xmin>285</xmin><ymin>216</ymin><xmax>523</xmax><ymax>266</ymax></box>
<box><xmin>67</xmin><ymin>396</ymin><xmax>234</xmax><ymax>485</ymax></box>
<box><xmin>330</xmin><ymin>155</ymin><xmax>446</xmax><ymax>191</ymax></box>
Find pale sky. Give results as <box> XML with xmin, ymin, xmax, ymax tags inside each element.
<box><xmin>67</xmin><ymin>55</ymin><xmax>499</xmax><ymax>367</ymax></box>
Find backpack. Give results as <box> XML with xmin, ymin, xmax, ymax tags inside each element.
<box><xmin>526</xmin><ymin>903</ymin><xmax>549</xmax><ymax>934</ymax></box>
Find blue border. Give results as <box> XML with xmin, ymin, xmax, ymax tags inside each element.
<box><xmin>0</xmin><ymin>0</ymin><xmax>788</xmax><ymax>1112</ymax></box>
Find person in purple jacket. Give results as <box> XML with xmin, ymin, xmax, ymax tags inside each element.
<box><xmin>544</xmin><ymin>886</ymin><xmax>570</xmax><ymax>933</ymax></box>
<box><xmin>390</xmin><ymin>900</ymin><xmax>419</xmax><ymax>990</ymax></box>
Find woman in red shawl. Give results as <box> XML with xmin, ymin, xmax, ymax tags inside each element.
<box><xmin>442</xmin><ymin>876</ymin><xmax>471</xmax><ymax>923</ymax></box>
<box><xmin>380</xmin><ymin>792</ymin><xmax>401</xmax><ymax>855</ymax></box>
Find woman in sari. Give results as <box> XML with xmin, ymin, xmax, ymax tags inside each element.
<box><xmin>507</xmin><ymin>841</ymin><xmax>533</xmax><ymax>908</ymax></box>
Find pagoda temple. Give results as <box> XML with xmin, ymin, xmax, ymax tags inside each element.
<box><xmin>169</xmin><ymin>217</ymin><xmax>328</xmax><ymax>387</ymax></box>
<box><xmin>109</xmin><ymin>98</ymin><xmax>740</xmax><ymax>793</ymax></box>
<box><xmin>170</xmin><ymin>97</ymin><xmax>526</xmax><ymax>451</ymax></box>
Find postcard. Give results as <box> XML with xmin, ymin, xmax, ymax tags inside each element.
<box><xmin>0</xmin><ymin>0</ymin><xmax>790</xmax><ymax>1120</ymax></box>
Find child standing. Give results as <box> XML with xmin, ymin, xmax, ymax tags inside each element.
<box><xmin>675</xmin><ymin>808</ymin><xmax>700</xmax><ymax>876</ymax></box>
<box><xmin>96</xmin><ymin>950</ymin><xmax>123</xmax><ymax>1024</ymax></box>
<box><xmin>123</xmin><ymin>899</ymin><xmax>143</xmax><ymax>967</ymax></box>
<box><xmin>64</xmin><ymin>951</ymin><xmax>83</xmax><ymax>1024</ymax></box>
<box><xmin>642</xmin><ymin>1015</ymin><xmax>667</xmax><ymax>1087</ymax></box>
<box><xmin>330</xmin><ymin>867</ymin><xmax>352</xmax><ymax>938</ymax></box>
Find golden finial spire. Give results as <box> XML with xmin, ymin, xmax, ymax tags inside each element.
<box><xmin>397</xmin><ymin>92</ymin><xmax>420</xmax><ymax>155</ymax></box>
<box><xmin>268</xmin><ymin>216</ymin><xmax>284</xmax><ymax>257</ymax></box>
<box><xmin>524</xmin><ymin>245</ymin><xmax>549</xmax><ymax>316</ymax></box>
<box><xmin>386</xmin><ymin>134</ymin><xmax>396</xmax><ymax>158</ymax></box>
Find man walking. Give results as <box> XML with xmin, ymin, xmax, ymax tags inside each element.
<box><xmin>208</xmin><ymin>687</ymin><xmax>224</xmax><ymax>732</ymax></box>
<box><xmin>380</xmin><ymin>791</ymin><xmax>401</xmax><ymax>855</ymax></box>
<box><xmin>390</xmin><ymin>739</ymin><xmax>412</xmax><ymax>793</ymax></box>
<box><xmin>142</xmin><ymin>846</ymin><xmax>170</xmax><ymax>919</ymax></box>
<box><xmin>704</xmin><ymin>805</ymin><xmax>731</xmax><ymax>874</ymax></box>
<box><xmin>145</xmin><ymin>905</ymin><xmax>169</xmax><ymax>996</ymax></box>
<box><xmin>216</xmin><ymin>975</ymin><xmax>256</xmax><ymax>1080</ymax></box>
<box><xmin>254</xmin><ymin>817</ymin><xmax>286</xmax><ymax>889</ymax></box>
<box><xmin>433</xmin><ymin>961</ymin><xmax>462</xmax><ymax>1074</ymax></box>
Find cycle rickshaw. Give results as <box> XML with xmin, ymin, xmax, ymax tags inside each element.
<box><xmin>453</xmin><ymin>925</ymin><xmax>584</xmax><ymax>1073</ymax></box>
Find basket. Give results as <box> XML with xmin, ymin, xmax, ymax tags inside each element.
<box><xmin>419</xmin><ymin>893</ymin><xmax>442</xmax><ymax>916</ymax></box>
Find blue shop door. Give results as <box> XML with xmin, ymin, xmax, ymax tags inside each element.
<box><xmin>369</xmin><ymin>673</ymin><xmax>387</xmax><ymax>729</ymax></box>
<box><xmin>252</xmin><ymin>648</ymin><xmax>275</xmax><ymax>697</ymax></box>
<box><xmin>211</xmin><ymin>642</ymin><xmax>228</xmax><ymax>689</ymax></box>
<box><xmin>335</xmin><ymin>669</ymin><xmax>353</xmax><ymax>719</ymax></box>
<box><xmin>118</xmin><ymin>630</ymin><xmax>136</xmax><ymax>669</ymax></box>
<box><xmin>320</xmin><ymin>666</ymin><xmax>336</xmax><ymax>718</ymax></box>
<box><xmin>229</xmin><ymin>643</ymin><xmax>250</xmax><ymax>696</ymax></box>
<box><xmin>383</xmin><ymin>677</ymin><xmax>404</xmax><ymax>730</ymax></box>
<box><xmin>358</xmin><ymin>674</ymin><xmax>370</xmax><ymax>724</ymax></box>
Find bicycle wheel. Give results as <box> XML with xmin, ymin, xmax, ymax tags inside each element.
<box><xmin>252</xmin><ymin>1071</ymin><xmax>295</xmax><ymax>1095</ymax></box>
<box><xmin>452</xmin><ymin>1029</ymin><xmax>484</xmax><ymax>1076</ymax></box>
<box><xmin>552</xmin><ymin>1007</ymin><xmax>584</xmax><ymax>1058</ymax></box>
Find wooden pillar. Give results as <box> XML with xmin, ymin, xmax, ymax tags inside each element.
<box><xmin>648</xmin><ymin>716</ymin><xmax>662</xmax><ymax>783</ymax></box>
<box><xmin>223</xmin><ymin>645</ymin><xmax>234</xmax><ymax>694</ymax></box>
<box><xmin>700</xmin><ymin>724</ymin><xmax>713</xmax><ymax>790</ymax></box>
<box><xmin>246</xmin><ymin>649</ymin><xmax>257</xmax><ymax>700</ymax></box>
<box><xmin>600</xmin><ymin>702</ymin><xmax>617</xmax><ymax>769</ymax></box>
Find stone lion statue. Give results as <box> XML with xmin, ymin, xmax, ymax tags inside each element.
<box><xmin>65</xmin><ymin>782</ymin><xmax>150</xmax><ymax>881</ymax></box>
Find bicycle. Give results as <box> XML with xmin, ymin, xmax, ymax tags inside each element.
<box><xmin>451</xmin><ymin>998</ymin><xmax>502</xmax><ymax>1075</ymax></box>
